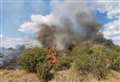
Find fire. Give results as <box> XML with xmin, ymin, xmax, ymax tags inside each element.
<box><xmin>48</xmin><ymin>47</ymin><xmax>57</xmax><ymax>64</ymax></box>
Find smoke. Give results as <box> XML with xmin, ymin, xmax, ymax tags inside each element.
<box><xmin>19</xmin><ymin>0</ymin><xmax>102</xmax><ymax>50</ymax></box>
<box><xmin>37</xmin><ymin>0</ymin><xmax>101</xmax><ymax>50</ymax></box>
<box><xmin>0</xmin><ymin>45</ymin><xmax>25</xmax><ymax>68</ymax></box>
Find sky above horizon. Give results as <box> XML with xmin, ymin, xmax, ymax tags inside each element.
<box><xmin>0</xmin><ymin>0</ymin><xmax>120</xmax><ymax>48</ymax></box>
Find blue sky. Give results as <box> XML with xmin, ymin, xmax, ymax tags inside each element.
<box><xmin>0</xmin><ymin>0</ymin><xmax>120</xmax><ymax>48</ymax></box>
<box><xmin>1</xmin><ymin>0</ymin><xmax>51</xmax><ymax>37</ymax></box>
<box><xmin>1</xmin><ymin>0</ymin><xmax>110</xmax><ymax>37</ymax></box>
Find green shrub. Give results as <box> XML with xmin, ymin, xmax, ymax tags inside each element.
<box><xmin>18</xmin><ymin>42</ymin><xmax>120</xmax><ymax>81</ymax></box>
<box><xmin>18</xmin><ymin>47</ymin><xmax>48</xmax><ymax>72</ymax></box>
<box><xmin>110</xmin><ymin>46</ymin><xmax>120</xmax><ymax>71</ymax></box>
<box><xmin>72</xmin><ymin>43</ymin><xmax>112</xmax><ymax>79</ymax></box>
<box><xmin>37</xmin><ymin>62</ymin><xmax>54</xmax><ymax>82</ymax></box>
<box><xmin>18</xmin><ymin>47</ymin><xmax>55</xmax><ymax>82</ymax></box>
<box><xmin>54</xmin><ymin>52</ymin><xmax>72</xmax><ymax>71</ymax></box>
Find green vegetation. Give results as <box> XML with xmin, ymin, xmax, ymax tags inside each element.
<box><xmin>110</xmin><ymin>46</ymin><xmax>120</xmax><ymax>71</ymax></box>
<box><xmin>54</xmin><ymin>52</ymin><xmax>72</xmax><ymax>71</ymax></box>
<box><xmin>18</xmin><ymin>42</ymin><xmax>120</xmax><ymax>81</ymax></box>
<box><xmin>72</xmin><ymin>43</ymin><xmax>111</xmax><ymax>79</ymax></box>
<box><xmin>18</xmin><ymin>47</ymin><xmax>54</xmax><ymax>82</ymax></box>
<box><xmin>72</xmin><ymin>43</ymin><xmax>120</xmax><ymax>79</ymax></box>
<box><xmin>18</xmin><ymin>48</ymin><xmax>48</xmax><ymax>72</ymax></box>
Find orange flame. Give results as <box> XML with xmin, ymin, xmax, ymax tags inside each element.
<box><xmin>48</xmin><ymin>47</ymin><xmax>57</xmax><ymax>64</ymax></box>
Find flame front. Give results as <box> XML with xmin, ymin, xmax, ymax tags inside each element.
<box><xmin>48</xmin><ymin>47</ymin><xmax>57</xmax><ymax>64</ymax></box>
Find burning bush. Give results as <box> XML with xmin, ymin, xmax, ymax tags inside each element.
<box><xmin>18</xmin><ymin>47</ymin><xmax>56</xmax><ymax>82</ymax></box>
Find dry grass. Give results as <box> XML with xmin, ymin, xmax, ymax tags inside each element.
<box><xmin>0</xmin><ymin>69</ymin><xmax>120</xmax><ymax>82</ymax></box>
<box><xmin>50</xmin><ymin>69</ymin><xmax>120</xmax><ymax>82</ymax></box>
<box><xmin>0</xmin><ymin>69</ymin><xmax>40</xmax><ymax>82</ymax></box>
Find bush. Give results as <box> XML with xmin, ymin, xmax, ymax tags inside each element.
<box><xmin>110</xmin><ymin>46</ymin><xmax>120</xmax><ymax>71</ymax></box>
<box><xmin>72</xmin><ymin>43</ymin><xmax>113</xmax><ymax>79</ymax></box>
<box><xmin>54</xmin><ymin>52</ymin><xmax>72</xmax><ymax>71</ymax></box>
<box><xmin>18</xmin><ymin>47</ymin><xmax>55</xmax><ymax>82</ymax></box>
<box><xmin>18</xmin><ymin>47</ymin><xmax>48</xmax><ymax>72</ymax></box>
<box><xmin>18</xmin><ymin>43</ymin><xmax>120</xmax><ymax>81</ymax></box>
<box><xmin>37</xmin><ymin>62</ymin><xmax>54</xmax><ymax>82</ymax></box>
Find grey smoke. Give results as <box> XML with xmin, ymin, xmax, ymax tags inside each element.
<box><xmin>37</xmin><ymin>0</ymin><xmax>102</xmax><ymax>50</ymax></box>
<box><xmin>0</xmin><ymin>45</ymin><xmax>25</xmax><ymax>68</ymax></box>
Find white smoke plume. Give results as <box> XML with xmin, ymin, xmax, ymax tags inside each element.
<box><xmin>19</xmin><ymin>0</ymin><xmax>102</xmax><ymax>50</ymax></box>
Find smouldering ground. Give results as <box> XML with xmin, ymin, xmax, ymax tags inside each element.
<box><xmin>0</xmin><ymin>69</ymin><xmax>120</xmax><ymax>82</ymax></box>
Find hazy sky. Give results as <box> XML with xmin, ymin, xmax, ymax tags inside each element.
<box><xmin>0</xmin><ymin>0</ymin><xmax>120</xmax><ymax>48</ymax></box>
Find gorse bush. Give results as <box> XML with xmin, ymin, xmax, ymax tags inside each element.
<box><xmin>54</xmin><ymin>52</ymin><xmax>72</xmax><ymax>71</ymax></box>
<box><xmin>18</xmin><ymin>42</ymin><xmax>120</xmax><ymax>81</ymax></box>
<box><xmin>18</xmin><ymin>47</ymin><xmax>48</xmax><ymax>72</ymax></box>
<box><xmin>72</xmin><ymin>43</ymin><xmax>120</xmax><ymax>79</ymax></box>
<box><xmin>18</xmin><ymin>47</ymin><xmax>55</xmax><ymax>82</ymax></box>
<box><xmin>37</xmin><ymin>62</ymin><xmax>54</xmax><ymax>82</ymax></box>
<box><xmin>110</xmin><ymin>46</ymin><xmax>120</xmax><ymax>71</ymax></box>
